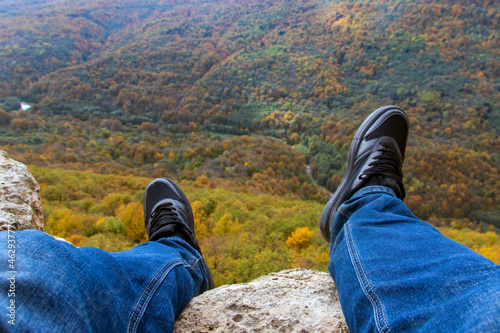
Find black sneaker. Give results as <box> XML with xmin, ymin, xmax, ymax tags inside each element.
<box><xmin>319</xmin><ymin>105</ymin><xmax>409</xmax><ymax>242</ymax></box>
<box><xmin>144</xmin><ymin>178</ymin><xmax>215</xmax><ymax>289</ymax></box>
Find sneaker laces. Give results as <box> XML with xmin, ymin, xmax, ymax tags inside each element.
<box><xmin>149</xmin><ymin>202</ymin><xmax>190</xmax><ymax>239</ymax></box>
<box><xmin>359</xmin><ymin>142</ymin><xmax>406</xmax><ymax>198</ymax></box>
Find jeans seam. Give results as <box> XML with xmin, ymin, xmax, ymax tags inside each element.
<box><xmin>170</xmin><ymin>237</ymin><xmax>203</xmax><ymax>274</ymax></box>
<box><xmin>127</xmin><ymin>259</ymin><xmax>183</xmax><ymax>333</ymax></box>
<box><xmin>338</xmin><ymin>206</ymin><xmax>352</xmax><ymax>218</ymax></box>
<box><xmin>345</xmin><ymin>224</ymin><xmax>392</xmax><ymax>333</ymax></box>
<box><xmin>189</xmin><ymin>255</ymin><xmax>202</xmax><ymax>269</ymax></box>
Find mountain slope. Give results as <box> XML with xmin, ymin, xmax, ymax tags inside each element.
<box><xmin>0</xmin><ymin>0</ymin><xmax>499</xmax><ymax>224</ymax></box>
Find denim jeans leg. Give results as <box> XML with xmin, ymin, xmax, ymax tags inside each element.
<box><xmin>328</xmin><ymin>186</ymin><xmax>500</xmax><ymax>332</ymax></box>
<box><xmin>0</xmin><ymin>230</ymin><xmax>209</xmax><ymax>332</ymax></box>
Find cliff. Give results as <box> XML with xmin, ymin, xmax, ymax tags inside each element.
<box><xmin>0</xmin><ymin>150</ymin><xmax>348</xmax><ymax>332</ymax></box>
<box><xmin>0</xmin><ymin>150</ymin><xmax>44</xmax><ymax>231</ymax></box>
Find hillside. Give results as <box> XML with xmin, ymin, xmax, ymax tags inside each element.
<box><xmin>0</xmin><ymin>0</ymin><xmax>499</xmax><ymax>282</ymax></box>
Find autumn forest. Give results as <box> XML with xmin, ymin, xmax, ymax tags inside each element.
<box><xmin>0</xmin><ymin>0</ymin><xmax>499</xmax><ymax>285</ymax></box>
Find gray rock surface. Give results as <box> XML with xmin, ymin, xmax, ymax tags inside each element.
<box><xmin>0</xmin><ymin>150</ymin><xmax>44</xmax><ymax>231</ymax></box>
<box><xmin>174</xmin><ymin>268</ymin><xmax>349</xmax><ymax>332</ymax></box>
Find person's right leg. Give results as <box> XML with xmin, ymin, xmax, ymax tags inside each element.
<box><xmin>321</xmin><ymin>105</ymin><xmax>500</xmax><ymax>332</ymax></box>
<box><xmin>330</xmin><ymin>186</ymin><xmax>500</xmax><ymax>332</ymax></box>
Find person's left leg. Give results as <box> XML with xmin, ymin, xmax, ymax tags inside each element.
<box><xmin>0</xmin><ymin>177</ymin><xmax>213</xmax><ymax>332</ymax></box>
<box><xmin>0</xmin><ymin>230</ymin><xmax>209</xmax><ymax>332</ymax></box>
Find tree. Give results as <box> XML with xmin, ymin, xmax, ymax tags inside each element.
<box><xmin>286</xmin><ymin>226</ymin><xmax>314</xmax><ymax>250</ymax></box>
<box><xmin>116</xmin><ymin>202</ymin><xmax>147</xmax><ymax>243</ymax></box>
<box><xmin>45</xmin><ymin>208</ymin><xmax>85</xmax><ymax>239</ymax></box>
<box><xmin>192</xmin><ymin>200</ymin><xmax>209</xmax><ymax>239</ymax></box>
<box><xmin>213</xmin><ymin>212</ymin><xmax>242</xmax><ymax>235</ymax></box>
<box><xmin>0</xmin><ymin>108</ymin><xmax>12</xmax><ymax>125</ymax></box>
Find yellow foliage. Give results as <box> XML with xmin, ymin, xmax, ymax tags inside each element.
<box><xmin>194</xmin><ymin>175</ymin><xmax>209</xmax><ymax>187</ymax></box>
<box><xmin>289</xmin><ymin>132</ymin><xmax>300</xmax><ymax>144</ymax></box>
<box><xmin>212</xmin><ymin>212</ymin><xmax>242</xmax><ymax>235</ymax></box>
<box><xmin>286</xmin><ymin>226</ymin><xmax>314</xmax><ymax>250</ymax></box>
<box><xmin>439</xmin><ymin>227</ymin><xmax>500</xmax><ymax>264</ymax></box>
<box><xmin>315</xmin><ymin>251</ymin><xmax>330</xmax><ymax>267</ymax></box>
<box><xmin>46</xmin><ymin>208</ymin><xmax>84</xmax><ymax>238</ymax></box>
<box><xmin>116</xmin><ymin>202</ymin><xmax>147</xmax><ymax>243</ymax></box>
<box><xmin>478</xmin><ymin>245</ymin><xmax>500</xmax><ymax>264</ymax></box>
<box><xmin>68</xmin><ymin>234</ymin><xmax>88</xmax><ymax>247</ymax></box>
<box><xmin>192</xmin><ymin>200</ymin><xmax>209</xmax><ymax>239</ymax></box>
<box><xmin>80</xmin><ymin>233</ymin><xmax>135</xmax><ymax>252</ymax></box>
<box><xmin>103</xmin><ymin>192</ymin><xmax>131</xmax><ymax>215</ymax></box>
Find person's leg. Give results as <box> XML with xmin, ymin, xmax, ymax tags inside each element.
<box><xmin>0</xmin><ymin>178</ymin><xmax>213</xmax><ymax>332</ymax></box>
<box><xmin>320</xmin><ymin>105</ymin><xmax>500</xmax><ymax>332</ymax></box>
<box><xmin>329</xmin><ymin>186</ymin><xmax>500</xmax><ymax>332</ymax></box>
<box><xmin>0</xmin><ymin>230</ymin><xmax>209</xmax><ymax>332</ymax></box>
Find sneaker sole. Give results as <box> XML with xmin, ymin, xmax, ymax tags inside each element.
<box><xmin>319</xmin><ymin>105</ymin><xmax>408</xmax><ymax>242</ymax></box>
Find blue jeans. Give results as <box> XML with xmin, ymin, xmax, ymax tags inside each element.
<box><xmin>2</xmin><ymin>187</ymin><xmax>500</xmax><ymax>332</ymax></box>
<box><xmin>329</xmin><ymin>186</ymin><xmax>500</xmax><ymax>332</ymax></box>
<box><xmin>0</xmin><ymin>231</ymin><xmax>210</xmax><ymax>332</ymax></box>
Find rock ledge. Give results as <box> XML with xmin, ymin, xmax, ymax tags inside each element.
<box><xmin>0</xmin><ymin>150</ymin><xmax>43</xmax><ymax>231</ymax></box>
<box><xmin>175</xmin><ymin>268</ymin><xmax>348</xmax><ymax>332</ymax></box>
